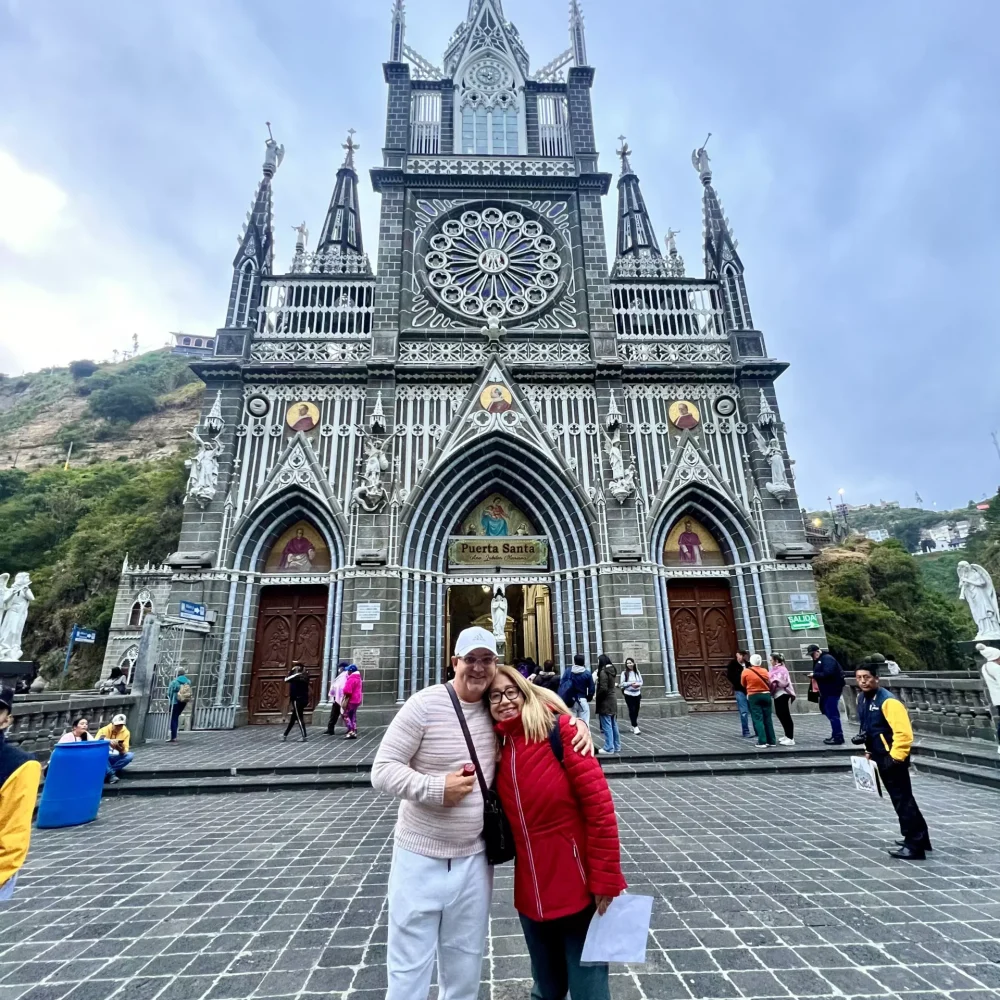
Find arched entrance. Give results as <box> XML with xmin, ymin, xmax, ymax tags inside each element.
<box><xmin>398</xmin><ymin>435</ymin><xmax>600</xmax><ymax>696</ymax></box>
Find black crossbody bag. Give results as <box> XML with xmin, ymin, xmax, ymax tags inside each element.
<box><xmin>446</xmin><ymin>683</ymin><xmax>516</xmax><ymax>866</ymax></box>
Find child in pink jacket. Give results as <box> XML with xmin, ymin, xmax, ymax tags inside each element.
<box><xmin>341</xmin><ymin>665</ymin><xmax>363</xmax><ymax>740</ymax></box>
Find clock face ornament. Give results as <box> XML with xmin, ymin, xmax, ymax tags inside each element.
<box><xmin>422</xmin><ymin>206</ymin><xmax>565</xmax><ymax>323</ymax></box>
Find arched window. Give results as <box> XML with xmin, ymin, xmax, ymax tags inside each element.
<box><xmin>724</xmin><ymin>267</ymin><xmax>747</xmax><ymax>330</ymax></box>
<box><xmin>182</xmin><ymin>336</ymin><xmax>191</xmax><ymax>346</ymax></box>
<box><xmin>233</xmin><ymin>259</ymin><xmax>256</xmax><ymax>327</ymax></box>
<box><xmin>128</xmin><ymin>592</ymin><xmax>154</xmax><ymax>628</ymax></box>
<box><xmin>194</xmin><ymin>339</ymin><xmax>203</xmax><ymax>348</ymax></box>
<box><xmin>458</xmin><ymin>58</ymin><xmax>519</xmax><ymax>156</ymax></box>
<box><xmin>119</xmin><ymin>645</ymin><xmax>139</xmax><ymax>685</ymax></box>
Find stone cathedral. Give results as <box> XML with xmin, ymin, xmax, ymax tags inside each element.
<box><xmin>104</xmin><ymin>0</ymin><xmax>825</xmax><ymax>729</ymax></box>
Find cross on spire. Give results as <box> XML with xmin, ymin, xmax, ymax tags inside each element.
<box><xmin>342</xmin><ymin>129</ymin><xmax>359</xmax><ymax>170</ymax></box>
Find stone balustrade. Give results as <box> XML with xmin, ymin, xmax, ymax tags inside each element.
<box><xmin>6</xmin><ymin>693</ymin><xmax>139</xmax><ymax>762</ymax></box>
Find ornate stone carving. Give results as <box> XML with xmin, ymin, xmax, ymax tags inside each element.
<box><xmin>352</xmin><ymin>434</ymin><xmax>390</xmax><ymax>512</ymax></box>
<box><xmin>601</xmin><ymin>427</ymin><xmax>636</xmax><ymax>504</ymax></box>
<box><xmin>243</xmin><ymin>384</ymin><xmax>367</xmax><ymax>401</ymax></box>
<box><xmin>397</xmin><ymin>341</ymin><xmax>591</xmax><ymax>365</ymax></box>
<box><xmin>407</xmin><ymin>157</ymin><xmax>575</xmax><ymax>177</ymax></box>
<box><xmin>184</xmin><ymin>393</ymin><xmax>226</xmax><ymax>508</ymax></box>
<box><xmin>618</xmin><ymin>342</ymin><xmax>732</xmax><ymax>363</ymax></box>
<box><xmin>249</xmin><ymin>341</ymin><xmax>372</xmax><ymax>363</ymax></box>
<box><xmin>752</xmin><ymin>393</ymin><xmax>791</xmax><ymax>502</ymax></box>
<box><xmin>0</xmin><ymin>572</ymin><xmax>34</xmax><ymax>661</ymax></box>
<box><xmin>958</xmin><ymin>562</ymin><xmax>1000</xmax><ymax>640</ymax></box>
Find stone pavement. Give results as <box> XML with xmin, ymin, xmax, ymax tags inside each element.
<box><xmin>134</xmin><ymin>712</ymin><xmax>847</xmax><ymax>771</ymax></box>
<box><xmin>4</xmin><ymin>770</ymin><xmax>1000</xmax><ymax>1000</ymax></box>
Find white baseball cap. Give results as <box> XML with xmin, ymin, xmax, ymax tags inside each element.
<box><xmin>454</xmin><ymin>626</ymin><xmax>498</xmax><ymax>659</ymax></box>
<box><xmin>111</xmin><ymin>714</ymin><xmax>127</xmax><ymax>726</ymax></box>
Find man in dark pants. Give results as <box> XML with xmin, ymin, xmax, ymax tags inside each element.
<box><xmin>808</xmin><ymin>644</ymin><xmax>845</xmax><ymax>744</ymax></box>
<box><xmin>725</xmin><ymin>651</ymin><xmax>752</xmax><ymax>738</ymax></box>
<box><xmin>855</xmin><ymin>655</ymin><xmax>931</xmax><ymax>860</ymax></box>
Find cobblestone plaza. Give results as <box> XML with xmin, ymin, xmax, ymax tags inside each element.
<box><xmin>4</xmin><ymin>767</ymin><xmax>1000</xmax><ymax>1000</ymax></box>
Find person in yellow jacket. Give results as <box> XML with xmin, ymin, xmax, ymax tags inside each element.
<box><xmin>95</xmin><ymin>714</ymin><xmax>134</xmax><ymax>784</ymax></box>
<box><xmin>0</xmin><ymin>686</ymin><xmax>42</xmax><ymax>899</ymax></box>
<box><xmin>855</xmin><ymin>655</ymin><xmax>931</xmax><ymax>860</ymax></box>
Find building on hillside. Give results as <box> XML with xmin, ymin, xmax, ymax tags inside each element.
<box><xmin>104</xmin><ymin>0</ymin><xmax>825</xmax><ymax>726</ymax></box>
<box><xmin>918</xmin><ymin>518</ymin><xmax>980</xmax><ymax>553</ymax></box>
<box><xmin>865</xmin><ymin>529</ymin><xmax>890</xmax><ymax>542</ymax></box>
<box><xmin>170</xmin><ymin>332</ymin><xmax>217</xmax><ymax>358</ymax></box>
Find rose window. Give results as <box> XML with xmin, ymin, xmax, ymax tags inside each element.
<box><xmin>422</xmin><ymin>207</ymin><xmax>565</xmax><ymax>322</ymax></box>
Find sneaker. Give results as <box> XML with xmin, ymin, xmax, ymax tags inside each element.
<box><xmin>741</xmin><ymin>733</ymin><xmax>754</xmax><ymax>739</ymax></box>
<box><xmin>598</xmin><ymin>748</ymin><xmax>616</xmax><ymax>755</ymax></box>
<box><xmin>634</xmin><ymin>726</ymin><xmax>640</xmax><ymax>734</ymax></box>
<box><xmin>631</xmin><ymin>726</ymin><xmax>638</xmax><ymax>735</ymax></box>
<box><xmin>778</xmin><ymin>737</ymin><xmax>795</xmax><ymax>746</ymax></box>
<box><xmin>752</xmin><ymin>743</ymin><xmax>768</xmax><ymax>750</ymax></box>
<box><xmin>108</xmin><ymin>774</ymin><xmax>119</xmax><ymax>785</ymax></box>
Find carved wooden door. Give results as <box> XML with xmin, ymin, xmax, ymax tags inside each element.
<box><xmin>668</xmin><ymin>580</ymin><xmax>738</xmax><ymax>710</ymax></box>
<box><xmin>248</xmin><ymin>586</ymin><xmax>327</xmax><ymax>724</ymax></box>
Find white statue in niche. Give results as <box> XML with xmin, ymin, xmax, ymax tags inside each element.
<box><xmin>600</xmin><ymin>427</ymin><xmax>637</xmax><ymax>504</ymax></box>
<box><xmin>491</xmin><ymin>583</ymin><xmax>508</xmax><ymax>647</ymax></box>
<box><xmin>352</xmin><ymin>434</ymin><xmax>390</xmax><ymax>512</ymax></box>
<box><xmin>0</xmin><ymin>572</ymin><xmax>35</xmax><ymax>661</ymax></box>
<box><xmin>958</xmin><ymin>561</ymin><xmax>1000</xmax><ymax>640</ymax></box>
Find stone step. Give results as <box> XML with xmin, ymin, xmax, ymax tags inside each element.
<box><xmin>912</xmin><ymin>756</ymin><xmax>1000</xmax><ymax>790</ymax></box>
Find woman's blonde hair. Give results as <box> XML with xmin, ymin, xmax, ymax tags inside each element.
<box><xmin>490</xmin><ymin>664</ymin><xmax>572</xmax><ymax>743</ymax></box>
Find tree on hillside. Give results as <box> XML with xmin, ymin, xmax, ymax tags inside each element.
<box><xmin>87</xmin><ymin>377</ymin><xmax>158</xmax><ymax>423</ymax></box>
<box><xmin>69</xmin><ymin>359</ymin><xmax>99</xmax><ymax>379</ymax></box>
<box><xmin>815</xmin><ymin>538</ymin><xmax>972</xmax><ymax>670</ymax></box>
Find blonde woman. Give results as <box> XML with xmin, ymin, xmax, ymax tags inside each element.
<box><xmin>487</xmin><ymin>665</ymin><xmax>626</xmax><ymax>1000</ymax></box>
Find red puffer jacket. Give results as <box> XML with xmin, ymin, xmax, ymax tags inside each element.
<box><xmin>495</xmin><ymin>712</ymin><xmax>627</xmax><ymax>922</ymax></box>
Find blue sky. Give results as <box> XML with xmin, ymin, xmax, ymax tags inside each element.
<box><xmin>0</xmin><ymin>0</ymin><xmax>997</xmax><ymax>511</ymax></box>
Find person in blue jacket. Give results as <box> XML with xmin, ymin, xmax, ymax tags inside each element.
<box><xmin>808</xmin><ymin>644</ymin><xmax>845</xmax><ymax>745</ymax></box>
<box><xmin>558</xmin><ymin>654</ymin><xmax>596</xmax><ymax>724</ymax></box>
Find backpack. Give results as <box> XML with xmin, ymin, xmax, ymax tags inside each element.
<box><xmin>176</xmin><ymin>682</ymin><xmax>193</xmax><ymax>704</ymax></box>
<box><xmin>557</xmin><ymin>671</ymin><xmax>577</xmax><ymax>704</ymax></box>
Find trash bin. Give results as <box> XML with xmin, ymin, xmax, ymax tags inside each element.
<box><xmin>36</xmin><ymin>739</ymin><xmax>110</xmax><ymax>829</ymax></box>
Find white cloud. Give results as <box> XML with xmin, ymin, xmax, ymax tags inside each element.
<box><xmin>0</xmin><ymin>149</ymin><xmax>68</xmax><ymax>254</ymax></box>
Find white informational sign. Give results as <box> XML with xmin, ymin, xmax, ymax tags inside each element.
<box><xmin>352</xmin><ymin>647</ymin><xmax>380</xmax><ymax>673</ymax></box>
<box><xmin>356</xmin><ymin>603</ymin><xmax>382</xmax><ymax>622</ymax></box>
<box><xmin>581</xmin><ymin>894</ymin><xmax>654</xmax><ymax>965</ymax></box>
<box><xmin>851</xmin><ymin>756</ymin><xmax>883</xmax><ymax>797</ymax></box>
<box><xmin>621</xmin><ymin>641</ymin><xmax>650</xmax><ymax>667</ymax></box>
<box><xmin>789</xmin><ymin>593</ymin><xmax>814</xmax><ymax>613</ymax></box>
<box><xmin>619</xmin><ymin>597</ymin><xmax>644</xmax><ymax>616</ymax></box>
<box><xmin>360</xmin><ymin>623</ymin><xmax>374</xmax><ymax>631</ymax></box>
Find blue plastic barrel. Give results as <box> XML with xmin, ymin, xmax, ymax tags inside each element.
<box><xmin>36</xmin><ymin>739</ymin><xmax>110</xmax><ymax>829</ymax></box>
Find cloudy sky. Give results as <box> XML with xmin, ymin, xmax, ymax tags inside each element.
<box><xmin>0</xmin><ymin>0</ymin><xmax>997</xmax><ymax>510</ymax></box>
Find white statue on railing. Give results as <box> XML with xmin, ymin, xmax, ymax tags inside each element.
<box><xmin>0</xmin><ymin>572</ymin><xmax>35</xmax><ymax>661</ymax></box>
<box><xmin>958</xmin><ymin>561</ymin><xmax>1000</xmax><ymax>640</ymax></box>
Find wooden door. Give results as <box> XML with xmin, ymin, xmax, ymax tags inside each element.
<box><xmin>668</xmin><ymin>579</ymin><xmax>738</xmax><ymax>710</ymax></box>
<box><xmin>248</xmin><ymin>586</ymin><xmax>327</xmax><ymax>724</ymax></box>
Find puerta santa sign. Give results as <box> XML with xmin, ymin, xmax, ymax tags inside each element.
<box><xmin>448</xmin><ymin>536</ymin><xmax>549</xmax><ymax>569</ymax></box>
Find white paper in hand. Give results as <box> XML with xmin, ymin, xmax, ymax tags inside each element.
<box><xmin>580</xmin><ymin>894</ymin><xmax>654</xmax><ymax>965</ymax></box>
<box><xmin>851</xmin><ymin>756</ymin><xmax>883</xmax><ymax>797</ymax></box>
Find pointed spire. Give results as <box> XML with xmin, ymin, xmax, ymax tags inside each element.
<box><xmin>692</xmin><ymin>135</ymin><xmax>753</xmax><ymax>328</ymax></box>
<box><xmin>225</xmin><ymin>125</ymin><xmax>282</xmax><ymax>327</ymax></box>
<box><xmin>569</xmin><ymin>0</ymin><xmax>588</xmax><ymax>66</ymax></box>
<box><xmin>316</xmin><ymin>129</ymin><xmax>365</xmax><ymax>262</ymax></box>
<box><xmin>612</xmin><ymin>137</ymin><xmax>662</xmax><ymax>274</ymax></box>
<box><xmin>389</xmin><ymin>0</ymin><xmax>405</xmax><ymax>62</ymax></box>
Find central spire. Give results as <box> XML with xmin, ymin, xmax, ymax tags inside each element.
<box><xmin>613</xmin><ymin>136</ymin><xmax>661</xmax><ymax>264</ymax></box>
<box><xmin>314</xmin><ymin>129</ymin><xmax>368</xmax><ymax>271</ymax></box>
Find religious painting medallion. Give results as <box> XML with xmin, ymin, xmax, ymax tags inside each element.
<box><xmin>479</xmin><ymin>384</ymin><xmax>513</xmax><ymax>414</ymax></box>
<box><xmin>668</xmin><ymin>400</ymin><xmax>701</xmax><ymax>430</ymax></box>
<box><xmin>663</xmin><ymin>515</ymin><xmax>724</xmax><ymax>567</ymax></box>
<box><xmin>264</xmin><ymin>521</ymin><xmax>332</xmax><ymax>574</ymax></box>
<box><xmin>286</xmin><ymin>401</ymin><xmax>320</xmax><ymax>433</ymax></box>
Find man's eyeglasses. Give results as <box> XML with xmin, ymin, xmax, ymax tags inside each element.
<box><xmin>488</xmin><ymin>686</ymin><xmax>522</xmax><ymax>705</ymax></box>
<box><xmin>461</xmin><ymin>656</ymin><xmax>497</xmax><ymax>669</ymax></box>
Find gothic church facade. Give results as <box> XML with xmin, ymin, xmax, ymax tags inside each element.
<box><xmin>104</xmin><ymin>0</ymin><xmax>825</xmax><ymax>727</ymax></box>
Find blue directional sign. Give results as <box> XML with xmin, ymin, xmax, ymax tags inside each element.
<box><xmin>72</xmin><ymin>627</ymin><xmax>97</xmax><ymax>645</ymax></box>
<box><xmin>179</xmin><ymin>601</ymin><xmax>207</xmax><ymax>623</ymax></box>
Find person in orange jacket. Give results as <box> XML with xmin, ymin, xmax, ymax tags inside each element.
<box><xmin>0</xmin><ymin>687</ymin><xmax>42</xmax><ymax>899</ymax></box>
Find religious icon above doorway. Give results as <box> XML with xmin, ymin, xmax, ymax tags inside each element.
<box><xmin>286</xmin><ymin>401</ymin><xmax>320</xmax><ymax>433</ymax></box>
<box><xmin>264</xmin><ymin>521</ymin><xmax>332</xmax><ymax>573</ymax></box>
<box><xmin>460</xmin><ymin>493</ymin><xmax>536</xmax><ymax>537</ymax></box>
<box><xmin>668</xmin><ymin>400</ymin><xmax>701</xmax><ymax>430</ymax></box>
<box><xmin>663</xmin><ymin>515</ymin><xmax>724</xmax><ymax>567</ymax></box>
<box><xmin>479</xmin><ymin>384</ymin><xmax>513</xmax><ymax>414</ymax></box>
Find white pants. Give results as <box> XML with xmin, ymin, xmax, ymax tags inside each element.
<box><xmin>386</xmin><ymin>845</ymin><xmax>493</xmax><ymax>1000</ymax></box>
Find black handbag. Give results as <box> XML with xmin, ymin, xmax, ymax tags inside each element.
<box><xmin>446</xmin><ymin>683</ymin><xmax>516</xmax><ymax>866</ymax></box>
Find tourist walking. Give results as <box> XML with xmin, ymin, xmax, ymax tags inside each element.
<box><xmin>976</xmin><ymin>644</ymin><xmax>1000</xmax><ymax>754</ymax></box>
<box><xmin>0</xmin><ymin>686</ymin><xmax>42</xmax><ymax>901</ymax></box>
<box><xmin>808</xmin><ymin>644</ymin><xmax>845</xmax><ymax>745</ymax></box>
<box><xmin>95</xmin><ymin>714</ymin><xmax>134</xmax><ymax>783</ymax></box>
<box><xmin>371</xmin><ymin>626</ymin><xmax>594</xmax><ymax>1000</ymax></box>
<box><xmin>326</xmin><ymin>662</ymin><xmax>349</xmax><ymax>735</ymax></box>
<box><xmin>620</xmin><ymin>657</ymin><xmax>643</xmax><ymax>734</ymax></box>
<box><xmin>855</xmin><ymin>654</ymin><xmax>931</xmax><ymax>860</ymax></box>
<box><xmin>341</xmin><ymin>663</ymin><xmax>363</xmax><ymax>740</ymax></box>
<box><xmin>282</xmin><ymin>662</ymin><xmax>310</xmax><ymax>742</ymax></box>
<box><xmin>488</xmin><ymin>665</ymin><xmax>626</xmax><ymax>1000</ymax></box>
<box><xmin>166</xmin><ymin>670</ymin><xmax>192</xmax><ymax>744</ymax></box>
<box><xmin>742</xmin><ymin>655</ymin><xmax>776</xmax><ymax>748</ymax></box>
<box><xmin>558</xmin><ymin>653</ymin><xmax>595</xmax><ymax>723</ymax></box>
<box><xmin>768</xmin><ymin>653</ymin><xmax>796</xmax><ymax>746</ymax></box>
<box><xmin>595</xmin><ymin>653</ymin><xmax>621</xmax><ymax>755</ymax></box>
<box><xmin>529</xmin><ymin>660</ymin><xmax>560</xmax><ymax>693</ymax></box>
<box><xmin>725</xmin><ymin>650</ymin><xmax>752</xmax><ymax>738</ymax></box>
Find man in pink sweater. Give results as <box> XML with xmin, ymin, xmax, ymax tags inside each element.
<box><xmin>372</xmin><ymin>626</ymin><xmax>593</xmax><ymax>1000</ymax></box>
